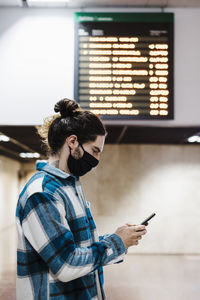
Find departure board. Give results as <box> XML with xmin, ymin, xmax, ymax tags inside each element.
<box><xmin>74</xmin><ymin>13</ymin><xmax>174</xmax><ymax>120</ymax></box>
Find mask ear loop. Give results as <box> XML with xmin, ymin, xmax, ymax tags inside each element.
<box><xmin>69</xmin><ymin>143</ymin><xmax>84</xmax><ymax>159</ymax></box>
<box><xmin>79</xmin><ymin>143</ymin><xmax>85</xmax><ymax>153</ymax></box>
<box><xmin>68</xmin><ymin>145</ymin><xmax>72</xmax><ymax>154</ymax></box>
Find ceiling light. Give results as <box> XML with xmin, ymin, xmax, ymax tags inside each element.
<box><xmin>26</xmin><ymin>0</ymin><xmax>69</xmax><ymax>7</ymax></box>
<box><xmin>187</xmin><ymin>134</ymin><xmax>200</xmax><ymax>143</ymax></box>
<box><xmin>19</xmin><ymin>152</ymin><xmax>40</xmax><ymax>159</ymax></box>
<box><xmin>0</xmin><ymin>135</ymin><xmax>10</xmax><ymax>142</ymax></box>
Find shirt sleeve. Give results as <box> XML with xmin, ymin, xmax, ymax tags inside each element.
<box><xmin>99</xmin><ymin>235</ymin><xmax>127</xmax><ymax>264</ymax></box>
<box><xmin>22</xmin><ymin>192</ymin><xmax>126</xmax><ymax>282</ymax></box>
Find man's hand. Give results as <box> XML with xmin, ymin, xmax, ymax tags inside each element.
<box><xmin>115</xmin><ymin>224</ymin><xmax>147</xmax><ymax>249</ymax></box>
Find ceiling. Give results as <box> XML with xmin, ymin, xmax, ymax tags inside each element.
<box><xmin>1</xmin><ymin>0</ymin><xmax>200</xmax><ymax>7</ymax></box>
<box><xmin>0</xmin><ymin>125</ymin><xmax>199</xmax><ymax>162</ymax></box>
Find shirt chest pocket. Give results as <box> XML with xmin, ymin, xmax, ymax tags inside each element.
<box><xmin>69</xmin><ymin>216</ymin><xmax>91</xmax><ymax>243</ymax></box>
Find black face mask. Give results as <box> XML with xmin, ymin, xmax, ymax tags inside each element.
<box><xmin>67</xmin><ymin>144</ymin><xmax>99</xmax><ymax>176</ymax></box>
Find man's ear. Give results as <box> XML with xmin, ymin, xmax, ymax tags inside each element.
<box><xmin>65</xmin><ymin>135</ymin><xmax>79</xmax><ymax>150</ymax></box>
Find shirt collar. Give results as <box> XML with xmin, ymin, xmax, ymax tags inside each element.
<box><xmin>36</xmin><ymin>160</ymin><xmax>79</xmax><ymax>181</ymax></box>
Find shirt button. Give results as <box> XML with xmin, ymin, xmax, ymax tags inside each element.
<box><xmin>75</xmin><ymin>192</ymin><xmax>78</xmax><ymax>196</ymax></box>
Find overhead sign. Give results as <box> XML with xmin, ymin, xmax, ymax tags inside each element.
<box><xmin>74</xmin><ymin>13</ymin><xmax>174</xmax><ymax>120</ymax></box>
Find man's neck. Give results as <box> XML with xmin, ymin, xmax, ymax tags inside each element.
<box><xmin>48</xmin><ymin>155</ymin><xmax>70</xmax><ymax>174</ymax></box>
<box><xmin>49</xmin><ymin>159</ymin><xmax>59</xmax><ymax>169</ymax></box>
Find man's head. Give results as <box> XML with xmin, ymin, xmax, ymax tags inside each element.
<box><xmin>37</xmin><ymin>98</ymin><xmax>107</xmax><ymax>176</ymax></box>
<box><xmin>65</xmin><ymin>134</ymin><xmax>105</xmax><ymax>161</ymax></box>
<box><xmin>63</xmin><ymin>134</ymin><xmax>105</xmax><ymax>176</ymax></box>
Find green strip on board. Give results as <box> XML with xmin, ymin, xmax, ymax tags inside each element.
<box><xmin>74</xmin><ymin>12</ymin><xmax>174</xmax><ymax>23</ymax></box>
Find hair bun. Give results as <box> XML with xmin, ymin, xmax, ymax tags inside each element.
<box><xmin>54</xmin><ymin>98</ymin><xmax>80</xmax><ymax>118</ymax></box>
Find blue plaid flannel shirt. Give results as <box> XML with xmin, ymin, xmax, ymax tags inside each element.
<box><xmin>16</xmin><ymin>161</ymin><xmax>126</xmax><ymax>299</ymax></box>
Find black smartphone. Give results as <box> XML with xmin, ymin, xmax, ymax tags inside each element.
<box><xmin>141</xmin><ymin>213</ymin><xmax>156</xmax><ymax>226</ymax></box>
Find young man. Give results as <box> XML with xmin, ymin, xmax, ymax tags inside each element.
<box><xmin>16</xmin><ymin>99</ymin><xmax>147</xmax><ymax>299</ymax></box>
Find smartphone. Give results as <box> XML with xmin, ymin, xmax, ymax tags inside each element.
<box><xmin>141</xmin><ymin>213</ymin><xmax>156</xmax><ymax>226</ymax></box>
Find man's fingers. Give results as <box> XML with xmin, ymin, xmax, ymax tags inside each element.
<box><xmin>129</xmin><ymin>228</ymin><xmax>146</xmax><ymax>239</ymax></box>
<box><xmin>133</xmin><ymin>231</ymin><xmax>146</xmax><ymax>239</ymax></box>
<box><xmin>134</xmin><ymin>225</ymin><xmax>146</xmax><ymax>231</ymax></box>
<box><xmin>139</xmin><ymin>230</ymin><xmax>147</xmax><ymax>235</ymax></box>
<box><xmin>128</xmin><ymin>225</ymin><xmax>146</xmax><ymax>234</ymax></box>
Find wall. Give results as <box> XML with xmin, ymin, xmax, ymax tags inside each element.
<box><xmin>0</xmin><ymin>7</ymin><xmax>200</xmax><ymax>126</ymax></box>
<box><xmin>81</xmin><ymin>144</ymin><xmax>200</xmax><ymax>254</ymax></box>
<box><xmin>1</xmin><ymin>144</ymin><xmax>200</xmax><ymax>253</ymax></box>
<box><xmin>0</xmin><ymin>156</ymin><xmax>20</xmax><ymax>231</ymax></box>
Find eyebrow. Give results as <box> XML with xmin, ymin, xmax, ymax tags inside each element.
<box><xmin>93</xmin><ymin>146</ymin><xmax>101</xmax><ymax>153</ymax></box>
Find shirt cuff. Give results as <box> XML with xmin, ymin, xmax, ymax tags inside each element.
<box><xmin>103</xmin><ymin>233</ymin><xmax>127</xmax><ymax>257</ymax></box>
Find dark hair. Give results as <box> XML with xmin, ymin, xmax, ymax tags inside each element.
<box><xmin>37</xmin><ymin>98</ymin><xmax>106</xmax><ymax>155</ymax></box>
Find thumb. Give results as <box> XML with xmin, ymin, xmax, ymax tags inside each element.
<box><xmin>125</xmin><ymin>222</ymin><xmax>136</xmax><ymax>227</ymax></box>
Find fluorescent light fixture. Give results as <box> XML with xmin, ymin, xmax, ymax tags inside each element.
<box><xmin>0</xmin><ymin>0</ymin><xmax>23</xmax><ymax>7</ymax></box>
<box><xmin>19</xmin><ymin>152</ymin><xmax>40</xmax><ymax>159</ymax></box>
<box><xmin>187</xmin><ymin>134</ymin><xmax>200</xmax><ymax>143</ymax></box>
<box><xmin>0</xmin><ymin>135</ymin><xmax>10</xmax><ymax>142</ymax></box>
<box><xmin>27</xmin><ymin>0</ymin><xmax>69</xmax><ymax>7</ymax></box>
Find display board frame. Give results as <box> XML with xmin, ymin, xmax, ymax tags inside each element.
<box><xmin>74</xmin><ymin>12</ymin><xmax>174</xmax><ymax>120</ymax></box>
